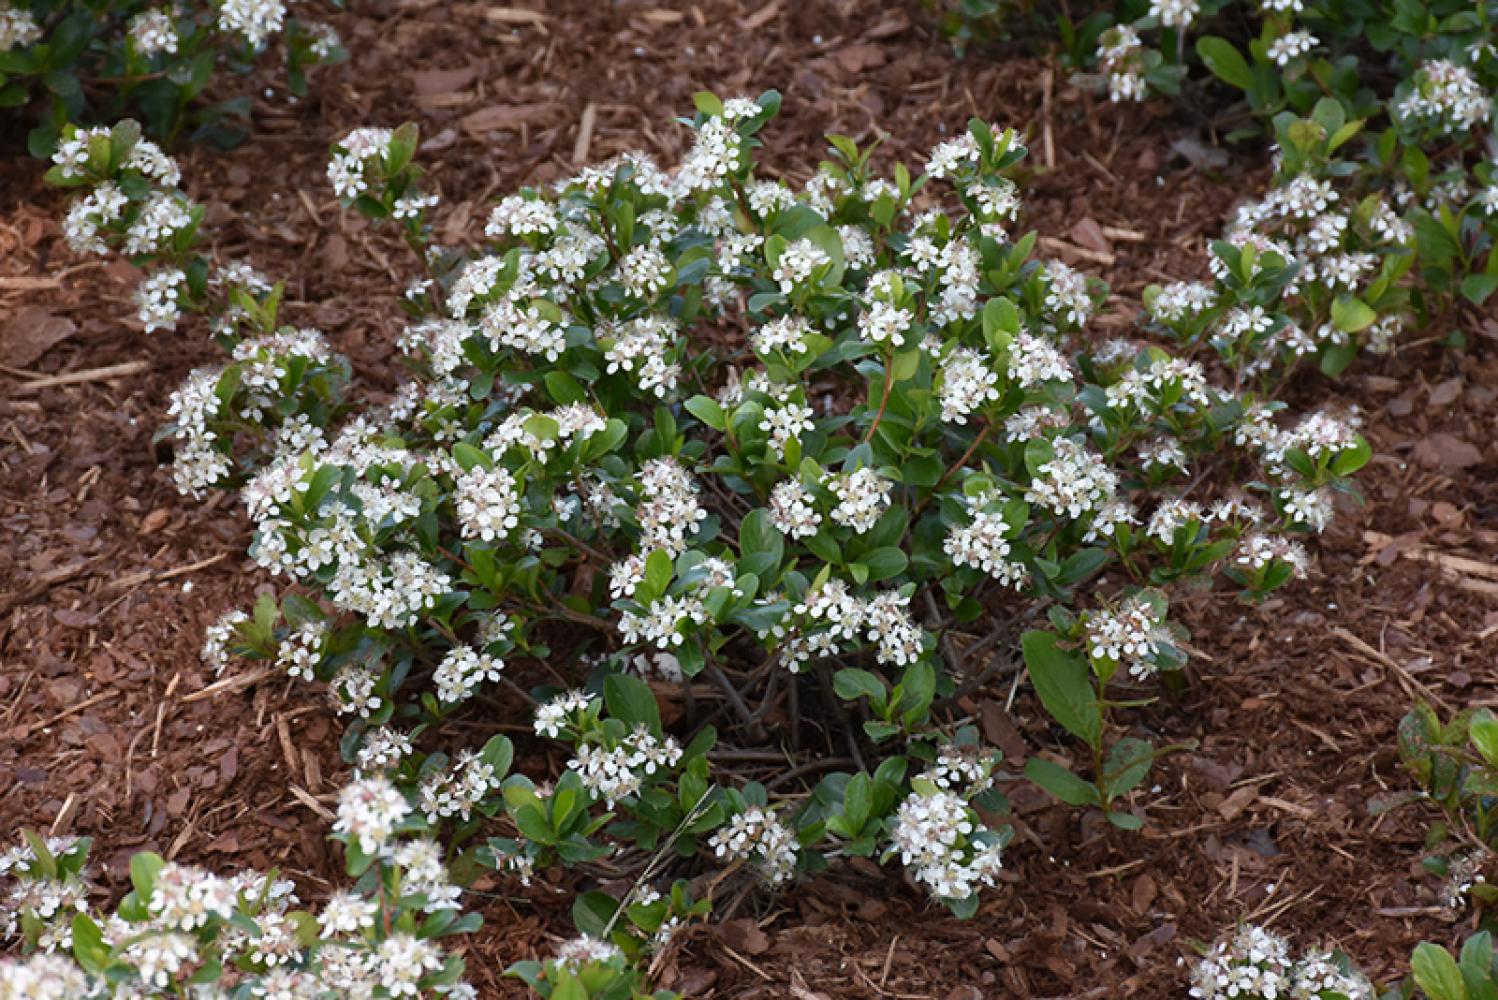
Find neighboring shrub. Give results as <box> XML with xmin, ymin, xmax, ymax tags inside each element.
<box><xmin>0</xmin><ymin>0</ymin><xmax>345</xmax><ymax>156</ymax></box>
<box><xmin>49</xmin><ymin>92</ymin><xmax>1374</xmax><ymax>986</ymax></box>
<box><xmin>1187</xmin><ymin>924</ymin><xmax>1373</xmax><ymax>999</ymax></box>
<box><xmin>1393</xmin><ymin>701</ymin><xmax>1498</xmax><ymax>908</ymax></box>
<box><xmin>0</xmin><ymin>825</ymin><xmax>477</xmax><ymax>997</ymax></box>
<box><xmin>928</xmin><ymin>0</ymin><xmax>1498</xmax><ymax>356</ymax></box>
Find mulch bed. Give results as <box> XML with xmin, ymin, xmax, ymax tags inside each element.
<box><xmin>4</xmin><ymin>0</ymin><xmax>1498</xmax><ymax>996</ymax></box>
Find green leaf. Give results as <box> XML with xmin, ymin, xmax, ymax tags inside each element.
<box><xmin>1330</xmin><ymin>296</ymin><xmax>1376</xmax><ymax>334</ymax></box>
<box><xmin>1319</xmin><ymin>341</ymin><xmax>1357</xmax><ymax>378</ymax></box>
<box><xmin>1459</xmin><ymin>932</ymin><xmax>1497</xmax><ymax>1000</ymax></box>
<box><xmin>833</xmin><ymin>668</ymin><xmax>887</xmax><ymax>708</ymax></box>
<box><xmin>1104</xmin><ymin>737</ymin><xmax>1155</xmax><ymax>799</ymax></box>
<box><xmin>1461</xmin><ymin>274</ymin><xmax>1498</xmax><ymax>307</ymax></box>
<box><xmin>639</xmin><ymin>547</ymin><xmax>674</xmax><ymax>604</ymax></box>
<box><xmin>71</xmin><ymin>914</ymin><xmax>109</xmax><ymax>974</ymax></box>
<box><xmin>692</xmin><ymin>91</ymin><xmax>724</xmax><ymax>117</ymax></box>
<box><xmin>843</xmin><ymin>772</ymin><xmax>872</xmax><ymax>832</ymax></box>
<box><xmin>1022</xmin><ymin>630</ymin><xmax>1101</xmax><ymax>748</ymax></box>
<box><xmin>861</xmin><ymin>546</ymin><xmax>908</xmax><ymax>583</ymax></box>
<box><xmin>1024</xmin><ymin>757</ymin><xmax>1100</xmax><ymax>807</ymax></box>
<box><xmin>543</xmin><ymin>371</ymin><xmax>587</xmax><ymax>406</ymax></box>
<box><xmin>480</xmin><ymin>734</ymin><xmax>515</xmax><ymax>777</ymax></box>
<box><xmin>1413</xmin><ymin>941</ymin><xmax>1469</xmax><ymax>1000</ymax></box>
<box><xmin>130</xmin><ymin>851</ymin><xmax>166</xmax><ymax>901</ymax></box>
<box><xmin>1471</xmin><ymin>712</ymin><xmax>1498</xmax><ymax>769</ymax></box>
<box><xmin>604</xmin><ymin>673</ymin><xmax>662</xmax><ymax>735</ymax></box>
<box><xmin>684</xmin><ymin>394</ymin><xmax>726</xmax><ymax>430</ymax></box>
<box><xmin>1196</xmin><ymin>36</ymin><xmax>1256</xmax><ymax>92</ymax></box>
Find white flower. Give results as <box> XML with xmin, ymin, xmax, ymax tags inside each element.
<box><xmin>1024</xmin><ymin>438</ymin><xmax>1118</xmax><ymax>520</ymax></box>
<box><xmin>1086</xmin><ymin>597</ymin><xmax>1167</xmax><ymax>679</ymax></box>
<box><xmin>200</xmin><ymin>609</ymin><xmax>248</xmax><ymax>674</ymax></box>
<box><xmin>534</xmin><ymin>690</ymin><xmax>591</xmax><ymax>738</ymax></box>
<box><xmin>769</xmin><ymin>480</ymin><xmax>821</xmax><ymax>539</ymax></box>
<box><xmin>328</xmin><ymin>127</ymin><xmax>394</xmax><ymax>200</ymax></box>
<box><xmin>890</xmin><ymin>790</ymin><xmax>1003</xmax><ymax>901</ymax></box>
<box><xmin>433</xmin><ymin>644</ymin><xmax>504</xmax><ymax>705</ymax></box>
<box><xmin>135</xmin><ymin>267</ymin><xmax>187</xmax><ymax>332</ymax></box>
<box><xmin>771</xmin><ymin>239</ymin><xmax>831</xmax><ymax>293</ymax></box>
<box><xmin>1007</xmin><ymin>332</ymin><xmax>1071</xmax><ymax>387</ymax></box>
<box><xmin>0</xmin><ymin>3</ymin><xmax>42</xmax><ymax>52</ymax></box>
<box><xmin>759</xmin><ymin>401</ymin><xmax>814</xmax><ymax>457</ymax></box>
<box><xmin>129</xmin><ymin>11</ymin><xmax>178</xmax><ymax>56</ymax></box>
<box><xmin>1268</xmin><ymin>31</ymin><xmax>1317</xmax><ymax>67</ymax></box>
<box><xmin>826</xmin><ymin>467</ymin><xmax>892</xmax><ymax>533</ymax></box>
<box><xmin>709</xmin><ymin>805</ymin><xmax>798</xmax><ymax>883</ymax></box>
<box><xmin>217</xmin><ymin>0</ymin><xmax>287</xmax><ymax>48</ymax></box>
<box><xmin>1148</xmin><ymin>0</ymin><xmax>1198</xmax><ymax>28</ymax></box>
<box><xmin>945</xmin><ymin>511</ymin><xmax>1027</xmax><ymax>587</ymax></box>
<box><xmin>925</xmin><ymin>135</ymin><xmax>980</xmax><ymax>179</ymax></box>
<box><xmin>334</xmin><ymin>777</ymin><xmax>411</xmax><ymax>856</ymax></box>
<box><xmin>454</xmin><ymin>463</ymin><xmax>521</xmax><ymax>542</ymax></box>
<box><xmin>1397</xmin><ymin>59</ymin><xmax>1491</xmax><ymax>133</ymax></box>
<box><xmin>857</xmin><ymin>300</ymin><xmax>914</xmax><ymax>348</ymax></box>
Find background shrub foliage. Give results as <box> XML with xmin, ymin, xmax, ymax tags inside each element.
<box><xmin>930</xmin><ymin>0</ymin><xmax>1498</xmax><ymax>325</ymax></box>
<box><xmin>0</xmin><ymin>0</ymin><xmax>344</xmax><ymax>155</ymax></box>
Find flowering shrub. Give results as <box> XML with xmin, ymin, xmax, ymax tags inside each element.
<box><xmin>1187</xmin><ymin>924</ymin><xmax>1373</xmax><ymax>999</ymax></box>
<box><xmin>1393</xmin><ymin>702</ymin><xmax>1498</xmax><ymax>903</ymax></box>
<box><xmin>930</xmin><ymin>0</ymin><xmax>1498</xmax><ymax>364</ymax></box>
<box><xmin>1087</xmin><ymin>0</ymin><xmax>1498</xmax><ymax>323</ymax></box>
<box><xmin>0</xmin><ymin>0</ymin><xmax>344</xmax><ymax>156</ymax></box>
<box><xmin>1142</xmin><ymin>102</ymin><xmax>1422</xmax><ymax>378</ymax></box>
<box><xmin>51</xmin><ymin>91</ymin><xmax>1372</xmax><ymax>986</ymax></box>
<box><xmin>0</xmin><ymin>827</ymin><xmax>477</xmax><ymax>997</ymax></box>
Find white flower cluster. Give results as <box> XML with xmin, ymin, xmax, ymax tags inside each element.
<box><xmin>418</xmin><ymin>751</ymin><xmax>500</xmax><ymax>825</ymax></box>
<box><xmin>769</xmin><ymin>479</ymin><xmax>821</xmax><ymax>539</ymax></box>
<box><xmin>1149</xmin><ymin>280</ymin><xmax>1217</xmax><ymax>324</ymax></box>
<box><xmin>939</xmin><ymin>347</ymin><xmax>1001</xmax><ymax>423</ymax></box>
<box><xmin>635</xmin><ymin>457</ymin><xmax>708</xmax><ymax>554</ymax></box>
<box><xmin>0</xmin><ymin>2</ymin><xmax>40</xmax><ymax>52</ymax></box>
<box><xmin>1086</xmin><ymin>597</ymin><xmax>1166</xmax><ymax>679</ymax></box>
<box><xmin>827</xmin><ymin>467</ymin><xmax>893</xmax><ymax>533</ymax></box>
<box><xmin>328</xmin><ymin>127</ymin><xmax>395</xmax><ymax>200</ymax></box>
<box><xmin>433</xmin><ymin>644</ymin><xmax>504</xmax><ymax>704</ymax></box>
<box><xmin>1397</xmin><ymin>59</ymin><xmax>1491</xmax><ymax>133</ymax></box>
<box><xmin>709</xmin><ymin>805</ymin><xmax>799</xmax><ymax>883</ymax></box>
<box><xmin>1007</xmin><ymin>332</ymin><xmax>1072</xmax><ymax>387</ymax></box>
<box><xmin>1025</xmin><ymin>437</ymin><xmax>1119</xmax><ymax>520</ymax></box>
<box><xmin>129</xmin><ymin>10</ymin><xmax>178</xmax><ymax>56</ymax></box>
<box><xmin>534</xmin><ymin>689</ymin><xmax>593</xmax><ymax>738</ymax></box>
<box><xmin>890</xmin><ymin>790</ymin><xmax>1004</xmax><ymax>901</ymax></box>
<box><xmin>1</xmin><ymin>834</ymin><xmax>474</xmax><ymax>999</ymax></box>
<box><xmin>1098</xmin><ymin>26</ymin><xmax>1147</xmax><ymax>102</ymax></box>
<box><xmin>945</xmin><ymin>509</ymin><xmax>1028</xmax><ymax>587</ymax></box>
<box><xmin>1267</xmin><ymin>30</ymin><xmax>1317</xmax><ymax>68</ymax></box>
<box><xmin>1148</xmin><ymin>0</ymin><xmax>1198</xmax><ymax>28</ymax></box>
<box><xmin>1189</xmin><ymin>925</ymin><xmax>1372</xmax><ymax>1000</ymax></box>
<box><xmin>217</xmin><ymin>0</ymin><xmax>287</xmax><ymax>49</ymax></box>
<box><xmin>454</xmin><ymin>464</ymin><xmax>521</xmax><ymax>542</ymax></box>
<box><xmin>568</xmin><ymin>727</ymin><xmax>684</xmax><ymax>806</ymax></box>
<box><xmin>334</xmin><ymin>775</ymin><xmax>412</xmax><ymax>856</ymax></box>
<box><xmin>275</xmin><ymin>620</ymin><xmax>328</xmax><ymax>680</ymax></box>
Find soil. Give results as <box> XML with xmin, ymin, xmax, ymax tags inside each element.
<box><xmin>4</xmin><ymin>1</ymin><xmax>1498</xmax><ymax>997</ymax></box>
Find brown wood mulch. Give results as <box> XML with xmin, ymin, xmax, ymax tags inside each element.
<box><xmin>4</xmin><ymin>1</ymin><xmax>1498</xmax><ymax>996</ymax></box>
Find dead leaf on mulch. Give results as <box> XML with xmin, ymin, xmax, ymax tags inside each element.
<box><xmin>2</xmin><ymin>306</ymin><xmax>77</xmax><ymax>367</ymax></box>
<box><xmin>1413</xmin><ymin>432</ymin><xmax>1484</xmax><ymax>469</ymax></box>
<box><xmin>460</xmin><ymin>102</ymin><xmax>563</xmax><ymax>135</ymax></box>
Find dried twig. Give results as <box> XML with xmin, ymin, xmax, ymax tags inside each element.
<box><xmin>11</xmin><ymin>360</ymin><xmax>149</xmax><ymax>393</ymax></box>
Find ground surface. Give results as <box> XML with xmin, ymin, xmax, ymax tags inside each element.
<box><xmin>3</xmin><ymin>1</ymin><xmax>1498</xmax><ymax>996</ymax></box>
